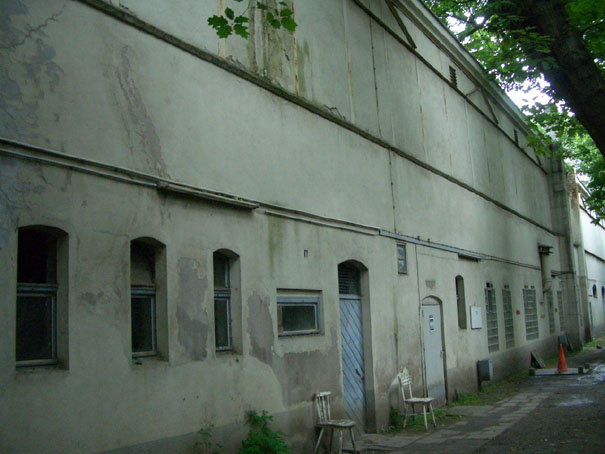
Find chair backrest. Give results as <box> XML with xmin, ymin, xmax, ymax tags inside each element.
<box><xmin>397</xmin><ymin>368</ymin><xmax>414</xmax><ymax>403</ymax></box>
<box><xmin>314</xmin><ymin>392</ymin><xmax>332</xmax><ymax>422</ymax></box>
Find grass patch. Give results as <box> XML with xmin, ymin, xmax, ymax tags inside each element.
<box><xmin>584</xmin><ymin>333</ymin><xmax>605</xmax><ymax>351</ymax></box>
<box><xmin>449</xmin><ymin>369</ymin><xmax>528</xmax><ymax>407</ymax></box>
<box><xmin>385</xmin><ymin>406</ymin><xmax>457</xmax><ymax>433</ymax></box>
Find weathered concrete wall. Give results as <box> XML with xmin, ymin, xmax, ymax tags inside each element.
<box><xmin>580</xmin><ymin>210</ymin><xmax>605</xmax><ymax>335</ymax></box>
<box><xmin>0</xmin><ymin>0</ymin><xmax>584</xmax><ymax>453</ymax></box>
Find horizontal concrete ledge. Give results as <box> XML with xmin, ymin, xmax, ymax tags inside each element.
<box><xmin>74</xmin><ymin>0</ymin><xmax>556</xmax><ymax>238</ymax></box>
<box><xmin>156</xmin><ymin>182</ymin><xmax>259</xmax><ymax>210</ymax></box>
<box><xmin>0</xmin><ymin>136</ymin><xmax>546</xmax><ymax>272</ymax></box>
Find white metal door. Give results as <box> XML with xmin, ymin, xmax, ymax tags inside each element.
<box><xmin>422</xmin><ymin>303</ymin><xmax>446</xmax><ymax>402</ymax></box>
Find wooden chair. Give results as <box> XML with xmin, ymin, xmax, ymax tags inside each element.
<box><xmin>396</xmin><ymin>368</ymin><xmax>436</xmax><ymax>431</ymax></box>
<box><xmin>313</xmin><ymin>392</ymin><xmax>358</xmax><ymax>454</ymax></box>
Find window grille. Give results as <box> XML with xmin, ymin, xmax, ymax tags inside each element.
<box><xmin>502</xmin><ymin>287</ymin><xmax>514</xmax><ymax>348</ymax></box>
<box><xmin>523</xmin><ymin>287</ymin><xmax>539</xmax><ymax>340</ymax></box>
<box><xmin>397</xmin><ymin>244</ymin><xmax>407</xmax><ymax>274</ymax></box>
<box><xmin>338</xmin><ymin>265</ymin><xmax>360</xmax><ymax>295</ymax></box>
<box><xmin>546</xmin><ymin>290</ymin><xmax>555</xmax><ymax>334</ymax></box>
<box><xmin>557</xmin><ymin>290</ymin><xmax>565</xmax><ymax>332</ymax></box>
<box><xmin>485</xmin><ymin>284</ymin><xmax>499</xmax><ymax>352</ymax></box>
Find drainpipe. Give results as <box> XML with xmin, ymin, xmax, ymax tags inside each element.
<box><xmin>538</xmin><ymin>245</ymin><xmax>553</xmax><ymax>293</ymax></box>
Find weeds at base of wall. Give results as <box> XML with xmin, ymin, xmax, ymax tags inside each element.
<box><xmin>195</xmin><ymin>424</ymin><xmax>223</xmax><ymax>454</ymax></box>
<box><xmin>196</xmin><ymin>410</ymin><xmax>289</xmax><ymax>454</ymax></box>
<box><xmin>239</xmin><ymin>410</ymin><xmax>289</xmax><ymax>454</ymax></box>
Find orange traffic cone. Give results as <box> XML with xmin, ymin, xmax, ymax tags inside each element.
<box><xmin>557</xmin><ymin>343</ymin><xmax>568</xmax><ymax>373</ymax></box>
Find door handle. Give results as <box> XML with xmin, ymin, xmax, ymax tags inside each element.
<box><xmin>355</xmin><ymin>368</ymin><xmax>364</xmax><ymax>380</ymax></box>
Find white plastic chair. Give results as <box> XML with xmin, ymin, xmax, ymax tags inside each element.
<box><xmin>397</xmin><ymin>368</ymin><xmax>436</xmax><ymax>431</ymax></box>
<box><xmin>313</xmin><ymin>392</ymin><xmax>358</xmax><ymax>454</ymax></box>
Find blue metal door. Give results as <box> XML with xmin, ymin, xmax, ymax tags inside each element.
<box><xmin>340</xmin><ymin>296</ymin><xmax>365</xmax><ymax>427</ymax></box>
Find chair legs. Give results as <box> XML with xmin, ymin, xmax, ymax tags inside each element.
<box><xmin>403</xmin><ymin>403</ymin><xmax>436</xmax><ymax>431</ymax></box>
<box><xmin>422</xmin><ymin>405</ymin><xmax>428</xmax><ymax>430</ymax></box>
<box><xmin>348</xmin><ymin>427</ymin><xmax>357</xmax><ymax>454</ymax></box>
<box><xmin>429</xmin><ymin>403</ymin><xmax>437</xmax><ymax>427</ymax></box>
<box><xmin>313</xmin><ymin>427</ymin><xmax>325</xmax><ymax>454</ymax></box>
<box><xmin>315</xmin><ymin>427</ymin><xmax>358</xmax><ymax>454</ymax></box>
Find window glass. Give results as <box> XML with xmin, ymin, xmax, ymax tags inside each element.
<box><xmin>131</xmin><ymin>288</ymin><xmax>156</xmax><ymax>355</ymax></box>
<box><xmin>16</xmin><ymin>291</ymin><xmax>55</xmax><ymax>362</ymax></box>
<box><xmin>456</xmin><ymin>276</ymin><xmax>467</xmax><ymax>329</ymax></box>
<box><xmin>16</xmin><ymin>228</ymin><xmax>60</xmax><ymax>365</ymax></box>
<box><xmin>397</xmin><ymin>244</ymin><xmax>407</xmax><ymax>274</ymax></box>
<box><xmin>485</xmin><ymin>283</ymin><xmax>499</xmax><ymax>352</ymax></box>
<box><xmin>131</xmin><ymin>239</ymin><xmax>158</xmax><ymax>357</ymax></box>
<box><xmin>213</xmin><ymin>253</ymin><xmax>229</xmax><ymax>289</ymax></box>
<box><xmin>214</xmin><ymin>296</ymin><xmax>231</xmax><ymax>349</ymax></box>
<box><xmin>277</xmin><ymin>297</ymin><xmax>319</xmax><ymax>336</ymax></box>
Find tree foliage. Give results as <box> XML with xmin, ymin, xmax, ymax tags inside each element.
<box><xmin>207</xmin><ymin>1</ymin><xmax>604</xmax><ymax>219</ymax></box>
<box><xmin>422</xmin><ymin>0</ymin><xmax>605</xmax><ymax>219</ymax></box>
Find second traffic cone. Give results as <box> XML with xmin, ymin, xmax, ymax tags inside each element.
<box><xmin>557</xmin><ymin>343</ymin><xmax>568</xmax><ymax>373</ymax></box>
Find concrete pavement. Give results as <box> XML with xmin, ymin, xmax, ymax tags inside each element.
<box><xmin>340</xmin><ymin>348</ymin><xmax>605</xmax><ymax>453</ymax></box>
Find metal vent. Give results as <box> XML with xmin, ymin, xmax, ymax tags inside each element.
<box><xmin>338</xmin><ymin>264</ymin><xmax>360</xmax><ymax>296</ymax></box>
<box><xmin>449</xmin><ymin>66</ymin><xmax>458</xmax><ymax>87</ymax></box>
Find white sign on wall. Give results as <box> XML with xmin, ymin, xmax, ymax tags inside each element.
<box><xmin>470</xmin><ymin>305</ymin><xmax>483</xmax><ymax>329</ymax></box>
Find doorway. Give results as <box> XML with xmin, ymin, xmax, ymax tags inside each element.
<box><xmin>422</xmin><ymin>298</ymin><xmax>446</xmax><ymax>403</ymax></box>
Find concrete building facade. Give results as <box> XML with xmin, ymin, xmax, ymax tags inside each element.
<box><xmin>0</xmin><ymin>0</ymin><xmax>601</xmax><ymax>453</ymax></box>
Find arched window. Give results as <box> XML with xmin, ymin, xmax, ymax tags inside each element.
<box><xmin>592</xmin><ymin>285</ymin><xmax>597</xmax><ymax>298</ymax></box>
<box><xmin>16</xmin><ymin>226</ymin><xmax>68</xmax><ymax>367</ymax></box>
<box><xmin>455</xmin><ymin>276</ymin><xmax>466</xmax><ymax>329</ymax></box>
<box><xmin>131</xmin><ymin>237</ymin><xmax>167</xmax><ymax>358</ymax></box>
<box><xmin>213</xmin><ymin>249</ymin><xmax>241</xmax><ymax>352</ymax></box>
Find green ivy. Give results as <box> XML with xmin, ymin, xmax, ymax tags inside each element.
<box><xmin>208</xmin><ymin>1</ymin><xmax>297</xmax><ymax>39</ymax></box>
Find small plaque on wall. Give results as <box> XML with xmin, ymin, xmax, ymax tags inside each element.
<box><xmin>470</xmin><ymin>306</ymin><xmax>483</xmax><ymax>329</ymax></box>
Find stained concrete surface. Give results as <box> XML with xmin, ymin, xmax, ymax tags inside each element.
<box><xmin>342</xmin><ymin>348</ymin><xmax>605</xmax><ymax>453</ymax></box>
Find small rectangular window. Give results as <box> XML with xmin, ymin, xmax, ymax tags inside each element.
<box><xmin>16</xmin><ymin>228</ymin><xmax>62</xmax><ymax>366</ymax></box>
<box><xmin>131</xmin><ymin>240</ymin><xmax>159</xmax><ymax>357</ymax></box>
<box><xmin>397</xmin><ymin>244</ymin><xmax>407</xmax><ymax>274</ymax></box>
<box><xmin>277</xmin><ymin>296</ymin><xmax>320</xmax><ymax>336</ymax></box>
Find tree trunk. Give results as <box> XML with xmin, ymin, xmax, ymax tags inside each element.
<box><xmin>523</xmin><ymin>0</ymin><xmax>605</xmax><ymax>158</ymax></box>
